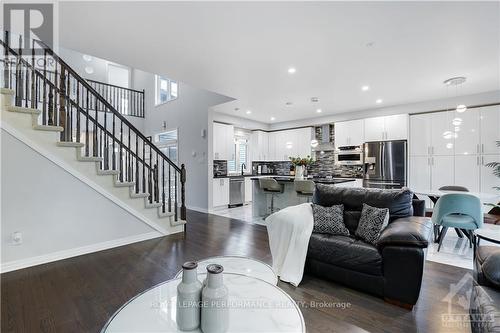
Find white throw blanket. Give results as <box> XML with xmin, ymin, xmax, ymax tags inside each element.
<box><xmin>266</xmin><ymin>203</ymin><xmax>314</xmax><ymax>287</ymax></box>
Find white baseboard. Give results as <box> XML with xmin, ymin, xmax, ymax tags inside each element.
<box><xmin>187</xmin><ymin>205</ymin><xmax>209</xmax><ymax>213</ymax></box>
<box><xmin>0</xmin><ymin>231</ymin><xmax>162</xmax><ymax>273</ymax></box>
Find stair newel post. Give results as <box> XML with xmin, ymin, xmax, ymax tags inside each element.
<box><xmin>155</xmin><ymin>153</ymin><xmax>159</xmax><ymax>203</ymax></box>
<box><xmin>59</xmin><ymin>66</ymin><xmax>67</xmax><ymax>141</ymax></box>
<box><xmin>53</xmin><ymin>64</ymin><xmax>58</xmax><ymax>127</ymax></box>
<box><xmin>141</xmin><ymin>89</ymin><xmax>145</xmax><ymax>117</ymax></box>
<box><xmin>3</xmin><ymin>30</ymin><xmax>9</xmax><ymax>89</ymax></box>
<box><xmin>142</xmin><ymin>139</ymin><xmax>146</xmax><ymax>194</ymax></box>
<box><xmin>15</xmin><ymin>34</ymin><xmax>23</xmax><ymax>107</ymax></box>
<box><xmin>135</xmin><ymin>134</ymin><xmax>139</xmax><ymax>193</ymax></box>
<box><xmin>162</xmin><ymin>159</ymin><xmax>165</xmax><ymax>213</ymax></box>
<box><xmin>103</xmin><ymin>87</ymin><xmax>108</xmax><ymax>169</ymax></box>
<box><xmin>24</xmin><ymin>41</ymin><xmax>29</xmax><ymax>107</ymax></box>
<box><xmin>30</xmin><ymin>38</ymin><xmax>36</xmax><ymax>108</ymax></box>
<box><xmin>66</xmin><ymin>74</ymin><xmax>72</xmax><ymax>141</ymax></box>
<box><xmin>85</xmin><ymin>89</ymin><xmax>89</xmax><ymax>156</ymax></box>
<box><xmin>128</xmin><ymin>127</ymin><xmax>131</xmax><ymax>182</ymax></box>
<box><xmin>180</xmin><ymin>164</ymin><xmax>186</xmax><ymax>221</ymax></box>
<box><xmin>93</xmin><ymin>86</ymin><xmax>98</xmax><ymax>157</ymax></box>
<box><xmin>119</xmin><ymin>121</ymin><xmax>123</xmax><ymax>182</ymax></box>
<box><xmin>174</xmin><ymin>167</ymin><xmax>178</xmax><ymax>221</ymax></box>
<box><xmin>112</xmin><ymin>113</ymin><xmax>116</xmax><ymax>169</ymax></box>
<box><xmin>47</xmin><ymin>85</ymin><xmax>54</xmax><ymax>126</ymax></box>
<box><xmin>168</xmin><ymin>165</ymin><xmax>172</xmax><ymax>212</ymax></box>
<box><xmin>42</xmin><ymin>49</ymin><xmax>47</xmax><ymax>125</ymax></box>
<box><xmin>76</xmin><ymin>82</ymin><xmax>80</xmax><ymax>142</ymax></box>
<box><xmin>148</xmin><ymin>145</ymin><xmax>153</xmax><ymax>203</ymax></box>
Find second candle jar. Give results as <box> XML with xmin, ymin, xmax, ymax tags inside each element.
<box><xmin>201</xmin><ymin>264</ymin><xmax>229</xmax><ymax>333</ymax></box>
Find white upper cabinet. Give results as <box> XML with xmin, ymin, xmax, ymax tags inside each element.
<box><xmin>265</xmin><ymin>128</ymin><xmax>312</xmax><ymax>161</ymax></box>
<box><xmin>296</xmin><ymin>127</ymin><xmax>313</xmax><ymax>157</ymax></box>
<box><xmin>250</xmin><ymin>130</ymin><xmax>269</xmax><ymax>161</ymax></box>
<box><xmin>335</xmin><ymin>120</ymin><xmax>364</xmax><ymax>147</ymax></box>
<box><xmin>430</xmin><ymin>111</ymin><xmax>455</xmax><ymax>156</ymax></box>
<box><xmin>409</xmin><ymin>113</ymin><xmax>432</xmax><ymax>156</ymax></box>
<box><xmin>364</xmin><ymin>114</ymin><xmax>408</xmax><ymax>142</ymax></box>
<box><xmin>480</xmin><ymin>105</ymin><xmax>500</xmax><ymax>155</ymax></box>
<box><xmin>384</xmin><ymin>114</ymin><xmax>409</xmax><ymax>140</ymax></box>
<box><xmin>364</xmin><ymin>117</ymin><xmax>386</xmax><ymax>142</ymax></box>
<box><xmin>213</xmin><ymin>122</ymin><xmax>234</xmax><ymax>160</ymax></box>
<box><xmin>453</xmin><ymin>108</ymin><xmax>480</xmax><ymax>156</ymax></box>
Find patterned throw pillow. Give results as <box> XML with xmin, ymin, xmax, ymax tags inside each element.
<box><xmin>355</xmin><ymin>203</ymin><xmax>389</xmax><ymax>245</ymax></box>
<box><xmin>311</xmin><ymin>204</ymin><xmax>350</xmax><ymax>236</ymax></box>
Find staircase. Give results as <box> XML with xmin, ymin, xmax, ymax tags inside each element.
<box><xmin>0</xmin><ymin>31</ymin><xmax>186</xmax><ymax>235</ymax></box>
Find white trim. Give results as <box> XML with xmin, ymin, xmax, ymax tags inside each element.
<box><xmin>187</xmin><ymin>205</ymin><xmax>209</xmax><ymax>213</ymax></box>
<box><xmin>0</xmin><ymin>231</ymin><xmax>162</xmax><ymax>273</ymax></box>
<box><xmin>0</xmin><ymin>122</ymin><xmax>169</xmax><ymax>235</ymax></box>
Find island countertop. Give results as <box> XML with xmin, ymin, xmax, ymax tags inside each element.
<box><xmin>250</xmin><ymin>176</ymin><xmax>356</xmax><ymax>185</ymax></box>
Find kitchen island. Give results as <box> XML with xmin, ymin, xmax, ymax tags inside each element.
<box><xmin>251</xmin><ymin>176</ymin><xmax>357</xmax><ymax>219</ymax></box>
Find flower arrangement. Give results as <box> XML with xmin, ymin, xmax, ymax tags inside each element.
<box><xmin>289</xmin><ymin>156</ymin><xmax>314</xmax><ymax>166</ymax></box>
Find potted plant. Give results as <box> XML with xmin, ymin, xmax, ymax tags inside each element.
<box><xmin>289</xmin><ymin>156</ymin><xmax>313</xmax><ymax>179</ymax></box>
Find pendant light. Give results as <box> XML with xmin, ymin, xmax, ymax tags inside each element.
<box><xmin>443</xmin><ymin>77</ymin><xmax>467</xmax><ymax>113</ymax></box>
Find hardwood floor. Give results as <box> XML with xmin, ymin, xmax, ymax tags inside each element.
<box><xmin>1</xmin><ymin>210</ymin><xmax>473</xmax><ymax>333</ymax></box>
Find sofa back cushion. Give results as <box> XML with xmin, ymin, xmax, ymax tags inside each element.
<box><xmin>313</xmin><ymin>185</ymin><xmax>414</xmax><ymax>224</ymax></box>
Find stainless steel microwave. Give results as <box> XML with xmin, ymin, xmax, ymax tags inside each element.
<box><xmin>334</xmin><ymin>146</ymin><xmax>364</xmax><ymax>165</ymax></box>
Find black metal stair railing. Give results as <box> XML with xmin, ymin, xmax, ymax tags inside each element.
<box><xmin>1</xmin><ymin>31</ymin><xmax>186</xmax><ymax>222</ymax></box>
<box><xmin>86</xmin><ymin>79</ymin><xmax>145</xmax><ymax>118</ymax></box>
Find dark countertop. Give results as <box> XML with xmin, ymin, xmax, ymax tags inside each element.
<box><xmin>213</xmin><ymin>174</ymin><xmax>263</xmax><ymax>179</ymax></box>
<box><xmin>250</xmin><ymin>176</ymin><xmax>355</xmax><ymax>184</ymax></box>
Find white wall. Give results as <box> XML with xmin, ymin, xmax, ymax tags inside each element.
<box><xmin>133</xmin><ymin>69</ymin><xmax>233</xmax><ymax>212</ymax></box>
<box><xmin>1</xmin><ymin>130</ymin><xmax>160</xmax><ymax>272</ymax></box>
<box><xmin>269</xmin><ymin>90</ymin><xmax>500</xmax><ymax>130</ymax></box>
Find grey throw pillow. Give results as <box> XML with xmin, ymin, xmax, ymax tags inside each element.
<box><xmin>312</xmin><ymin>204</ymin><xmax>350</xmax><ymax>236</ymax></box>
<box><xmin>355</xmin><ymin>203</ymin><xmax>389</xmax><ymax>245</ymax></box>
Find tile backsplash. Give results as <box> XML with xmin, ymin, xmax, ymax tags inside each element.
<box><xmin>308</xmin><ymin>151</ymin><xmax>364</xmax><ymax>178</ymax></box>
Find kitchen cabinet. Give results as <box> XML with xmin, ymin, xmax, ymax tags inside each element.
<box><xmin>364</xmin><ymin>114</ymin><xmax>408</xmax><ymax>142</ymax></box>
<box><xmin>409</xmin><ymin>156</ymin><xmax>431</xmax><ymax>192</ymax></box>
<box><xmin>212</xmin><ymin>178</ymin><xmax>229</xmax><ymax>207</ymax></box>
<box><xmin>454</xmin><ymin>108</ymin><xmax>480</xmax><ymax>156</ymax></box>
<box><xmin>267</xmin><ymin>128</ymin><xmax>313</xmax><ymax>161</ymax></box>
<box><xmin>250</xmin><ymin>130</ymin><xmax>269</xmax><ymax>161</ymax></box>
<box><xmin>335</xmin><ymin>120</ymin><xmax>364</xmax><ymax>147</ymax></box>
<box><xmin>480</xmin><ymin>105</ymin><xmax>500</xmax><ymax>155</ymax></box>
<box><xmin>409</xmin><ymin>113</ymin><xmax>432</xmax><ymax>156</ymax></box>
<box><xmin>454</xmin><ymin>155</ymin><xmax>480</xmax><ymax>192</ymax></box>
<box><xmin>244</xmin><ymin>177</ymin><xmax>252</xmax><ymax>202</ymax></box>
<box><xmin>213</xmin><ymin>123</ymin><xmax>234</xmax><ymax>160</ymax></box>
<box><xmin>431</xmin><ymin>155</ymin><xmax>455</xmax><ymax>191</ymax></box>
<box><xmin>296</xmin><ymin>127</ymin><xmax>313</xmax><ymax>157</ymax></box>
<box><xmin>481</xmin><ymin>155</ymin><xmax>500</xmax><ymax>195</ymax></box>
<box><xmin>430</xmin><ymin>111</ymin><xmax>455</xmax><ymax>156</ymax></box>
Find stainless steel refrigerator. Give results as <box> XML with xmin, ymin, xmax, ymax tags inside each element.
<box><xmin>363</xmin><ymin>140</ymin><xmax>407</xmax><ymax>189</ymax></box>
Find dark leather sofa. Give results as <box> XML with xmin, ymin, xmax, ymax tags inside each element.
<box><xmin>470</xmin><ymin>246</ymin><xmax>500</xmax><ymax>333</ymax></box>
<box><xmin>306</xmin><ymin>185</ymin><xmax>433</xmax><ymax>309</ymax></box>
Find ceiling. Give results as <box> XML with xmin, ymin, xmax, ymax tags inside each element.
<box><xmin>59</xmin><ymin>1</ymin><xmax>500</xmax><ymax>124</ymax></box>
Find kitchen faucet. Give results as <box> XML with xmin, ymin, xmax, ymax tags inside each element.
<box><xmin>241</xmin><ymin>163</ymin><xmax>246</xmax><ymax>175</ymax></box>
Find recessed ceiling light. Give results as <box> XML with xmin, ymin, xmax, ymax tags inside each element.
<box><xmin>361</xmin><ymin>85</ymin><xmax>370</xmax><ymax>91</ymax></box>
<box><xmin>316</xmin><ymin>109</ymin><xmax>322</xmax><ymax>113</ymax></box>
<box><xmin>311</xmin><ymin>97</ymin><xmax>319</xmax><ymax>103</ymax></box>
<box><xmin>270</xmin><ymin>116</ymin><xmax>276</xmax><ymax>121</ymax></box>
<box><xmin>288</xmin><ymin>67</ymin><xmax>296</xmax><ymax>74</ymax></box>
<box><xmin>234</xmin><ymin>107</ymin><xmax>240</xmax><ymax>112</ymax></box>
<box><xmin>376</xmin><ymin>98</ymin><xmax>383</xmax><ymax>104</ymax></box>
<box><xmin>246</xmin><ymin>110</ymin><xmax>252</xmax><ymax>115</ymax></box>
<box><xmin>82</xmin><ymin>54</ymin><xmax>92</xmax><ymax>62</ymax></box>
<box><xmin>85</xmin><ymin>66</ymin><xmax>94</xmax><ymax>74</ymax></box>
<box><xmin>285</xmin><ymin>102</ymin><xmax>293</xmax><ymax>106</ymax></box>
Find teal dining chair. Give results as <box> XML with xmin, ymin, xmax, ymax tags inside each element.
<box><xmin>431</xmin><ymin>193</ymin><xmax>483</xmax><ymax>252</ymax></box>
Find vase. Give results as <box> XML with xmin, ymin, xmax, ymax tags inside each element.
<box><xmin>295</xmin><ymin>165</ymin><xmax>304</xmax><ymax>179</ymax></box>
<box><xmin>176</xmin><ymin>261</ymin><xmax>202</xmax><ymax>331</ymax></box>
<box><xmin>201</xmin><ymin>264</ymin><xmax>229</xmax><ymax>333</ymax></box>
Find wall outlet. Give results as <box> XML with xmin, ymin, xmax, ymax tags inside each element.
<box><xmin>12</xmin><ymin>231</ymin><xmax>22</xmax><ymax>245</ymax></box>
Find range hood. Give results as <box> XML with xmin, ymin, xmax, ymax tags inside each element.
<box><xmin>312</xmin><ymin>124</ymin><xmax>335</xmax><ymax>151</ymax></box>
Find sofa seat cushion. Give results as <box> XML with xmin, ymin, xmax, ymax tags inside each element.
<box><xmin>307</xmin><ymin>233</ymin><xmax>383</xmax><ymax>276</ymax></box>
<box><xmin>483</xmin><ymin>252</ymin><xmax>500</xmax><ymax>289</ymax></box>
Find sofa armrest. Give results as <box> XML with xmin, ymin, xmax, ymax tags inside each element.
<box><xmin>377</xmin><ymin>216</ymin><xmax>433</xmax><ymax>249</ymax></box>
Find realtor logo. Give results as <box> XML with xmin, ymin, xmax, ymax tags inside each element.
<box><xmin>3</xmin><ymin>3</ymin><xmax>54</xmax><ymax>53</ymax></box>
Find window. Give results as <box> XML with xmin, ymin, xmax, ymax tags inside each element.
<box><xmin>228</xmin><ymin>139</ymin><xmax>249</xmax><ymax>173</ymax></box>
<box><xmin>155</xmin><ymin>75</ymin><xmax>178</xmax><ymax>105</ymax></box>
<box><xmin>155</xmin><ymin>129</ymin><xmax>179</xmax><ymax>201</ymax></box>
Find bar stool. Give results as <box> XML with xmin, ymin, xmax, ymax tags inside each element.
<box><xmin>294</xmin><ymin>180</ymin><xmax>315</xmax><ymax>203</ymax></box>
<box><xmin>258</xmin><ymin>178</ymin><xmax>283</xmax><ymax>216</ymax></box>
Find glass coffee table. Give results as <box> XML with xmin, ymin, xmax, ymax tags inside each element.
<box><xmin>101</xmin><ymin>256</ymin><xmax>304</xmax><ymax>332</ymax></box>
<box><xmin>474</xmin><ymin>227</ymin><xmax>500</xmax><ymax>245</ymax></box>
